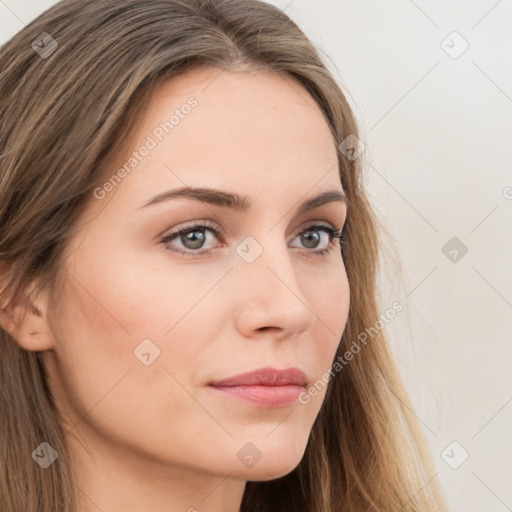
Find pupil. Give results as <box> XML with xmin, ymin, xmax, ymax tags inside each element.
<box><xmin>183</xmin><ymin>230</ymin><xmax>205</xmax><ymax>249</ymax></box>
<box><xmin>302</xmin><ymin>230</ymin><xmax>320</xmax><ymax>249</ymax></box>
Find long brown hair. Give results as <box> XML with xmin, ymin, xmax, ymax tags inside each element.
<box><xmin>0</xmin><ymin>1</ymin><xmax>447</xmax><ymax>510</ymax></box>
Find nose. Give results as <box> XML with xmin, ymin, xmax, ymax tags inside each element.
<box><xmin>233</xmin><ymin>237</ymin><xmax>317</xmax><ymax>341</ymax></box>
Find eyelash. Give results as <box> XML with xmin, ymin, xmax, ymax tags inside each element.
<box><xmin>159</xmin><ymin>221</ymin><xmax>345</xmax><ymax>259</ymax></box>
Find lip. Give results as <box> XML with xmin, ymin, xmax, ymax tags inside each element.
<box><xmin>209</xmin><ymin>366</ymin><xmax>308</xmax><ymax>387</ymax></box>
<box><xmin>208</xmin><ymin>367</ymin><xmax>307</xmax><ymax>408</ymax></box>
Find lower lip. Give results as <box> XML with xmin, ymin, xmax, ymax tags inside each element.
<box><xmin>207</xmin><ymin>384</ymin><xmax>305</xmax><ymax>407</ymax></box>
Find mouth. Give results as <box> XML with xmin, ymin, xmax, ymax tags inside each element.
<box><xmin>208</xmin><ymin>366</ymin><xmax>308</xmax><ymax>408</ymax></box>
<box><xmin>207</xmin><ymin>383</ymin><xmax>305</xmax><ymax>407</ymax></box>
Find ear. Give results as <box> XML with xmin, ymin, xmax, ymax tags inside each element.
<box><xmin>0</xmin><ymin>264</ymin><xmax>54</xmax><ymax>352</ymax></box>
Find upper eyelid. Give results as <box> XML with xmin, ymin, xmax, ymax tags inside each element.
<box><xmin>162</xmin><ymin>219</ymin><xmax>341</xmax><ymax>239</ymax></box>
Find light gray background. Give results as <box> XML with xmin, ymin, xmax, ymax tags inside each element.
<box><xmin>1</xmin><ymin>1</ymin><xmax>511</xmax><ymax>510</ymax></box>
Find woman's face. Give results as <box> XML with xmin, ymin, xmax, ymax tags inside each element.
<box><xmin>42</xmin><ymin>67</ymin><xmax>349</xmax><ymax>483</ymax></box>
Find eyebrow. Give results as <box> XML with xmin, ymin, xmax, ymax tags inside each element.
<box><xmin>138</xmin><ymin>186</ymin><xmax>348</xmax><ymax>215</ymax></box>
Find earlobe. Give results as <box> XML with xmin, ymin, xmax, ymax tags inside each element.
<box><xmin>0</xmin><ymin>281</ymin><xmax>54</xmax><ymax>352</ymax></box>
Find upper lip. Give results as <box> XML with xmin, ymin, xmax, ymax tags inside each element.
<box><xmin>209</xmin><ymin>367</ymin><xmax>307</xmax><ymax>387</ymax></box>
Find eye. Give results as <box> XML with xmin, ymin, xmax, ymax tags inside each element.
<box><xmin>290</xmin><ymin>223</ymin><xmax>344</xmax><ymax>257</ymax></box>
<box><xmin>160</xmin><ymin>221</ymin><xmax>344</xmax><ymax>258</ymax></box>
<box><xmin>160</xmin><ymin>221</ymin><xmax>223</xmax><ymax>257</ymax></box>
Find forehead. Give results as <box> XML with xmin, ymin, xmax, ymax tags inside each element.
<box><xmin>97</xmin><ymin>67</ymin><xmax>343</xmax><ymax>211</ymax></box>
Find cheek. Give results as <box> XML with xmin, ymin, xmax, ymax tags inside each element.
<box><xmin>54</xmin><ymin>230</ymin><xmax>235</xmax><ymax>393</ymax></box>
<box><xmin>302</xmin><ymin>264</ymin><xmax>349</xmax><ymax>398</ymax></box>
<box><xmin>47</xmin><ymin>247</ymin><xmax>223</xmax><ymax>449</ymax></box>
<box><xmin>46</xmin><ymin>273</ymin><xmax>211</xmax><ymax>465</ymax></box>
<box><xmin>308</xmin><ymin>262</ymin><xmax>350</xmax><ymax>346</ymax></box>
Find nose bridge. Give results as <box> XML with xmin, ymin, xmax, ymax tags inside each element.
<box><xmin>233</xmin><ymin>230</ymin><xmax>315</xmax><ymax>336</ymax></box>
<box><xmin>237</xmin><ymin>229</ymin><xmax>297</xmax><ymax>294</ymax></box>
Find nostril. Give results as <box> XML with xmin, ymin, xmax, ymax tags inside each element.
<box><xmin>256</xmin><ymin>326</ymin><xmax>283</xmax><ymax>334</ymax></box>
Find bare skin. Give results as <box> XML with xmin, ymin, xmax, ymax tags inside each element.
<box><xmin>2</xmin><ymin>66</ymin><xmax>349</xmax><ymax>512</ymax></box>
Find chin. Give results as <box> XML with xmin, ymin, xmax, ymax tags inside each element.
<box><xmin>231</xmin><ymin>441</ymin><xmax>307</xmax><ymax>481</ymax></box>
<box><xmin>238</xmin><ymin>458</ymin><xmax>303</xmax><ymax>482</ymax></box>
